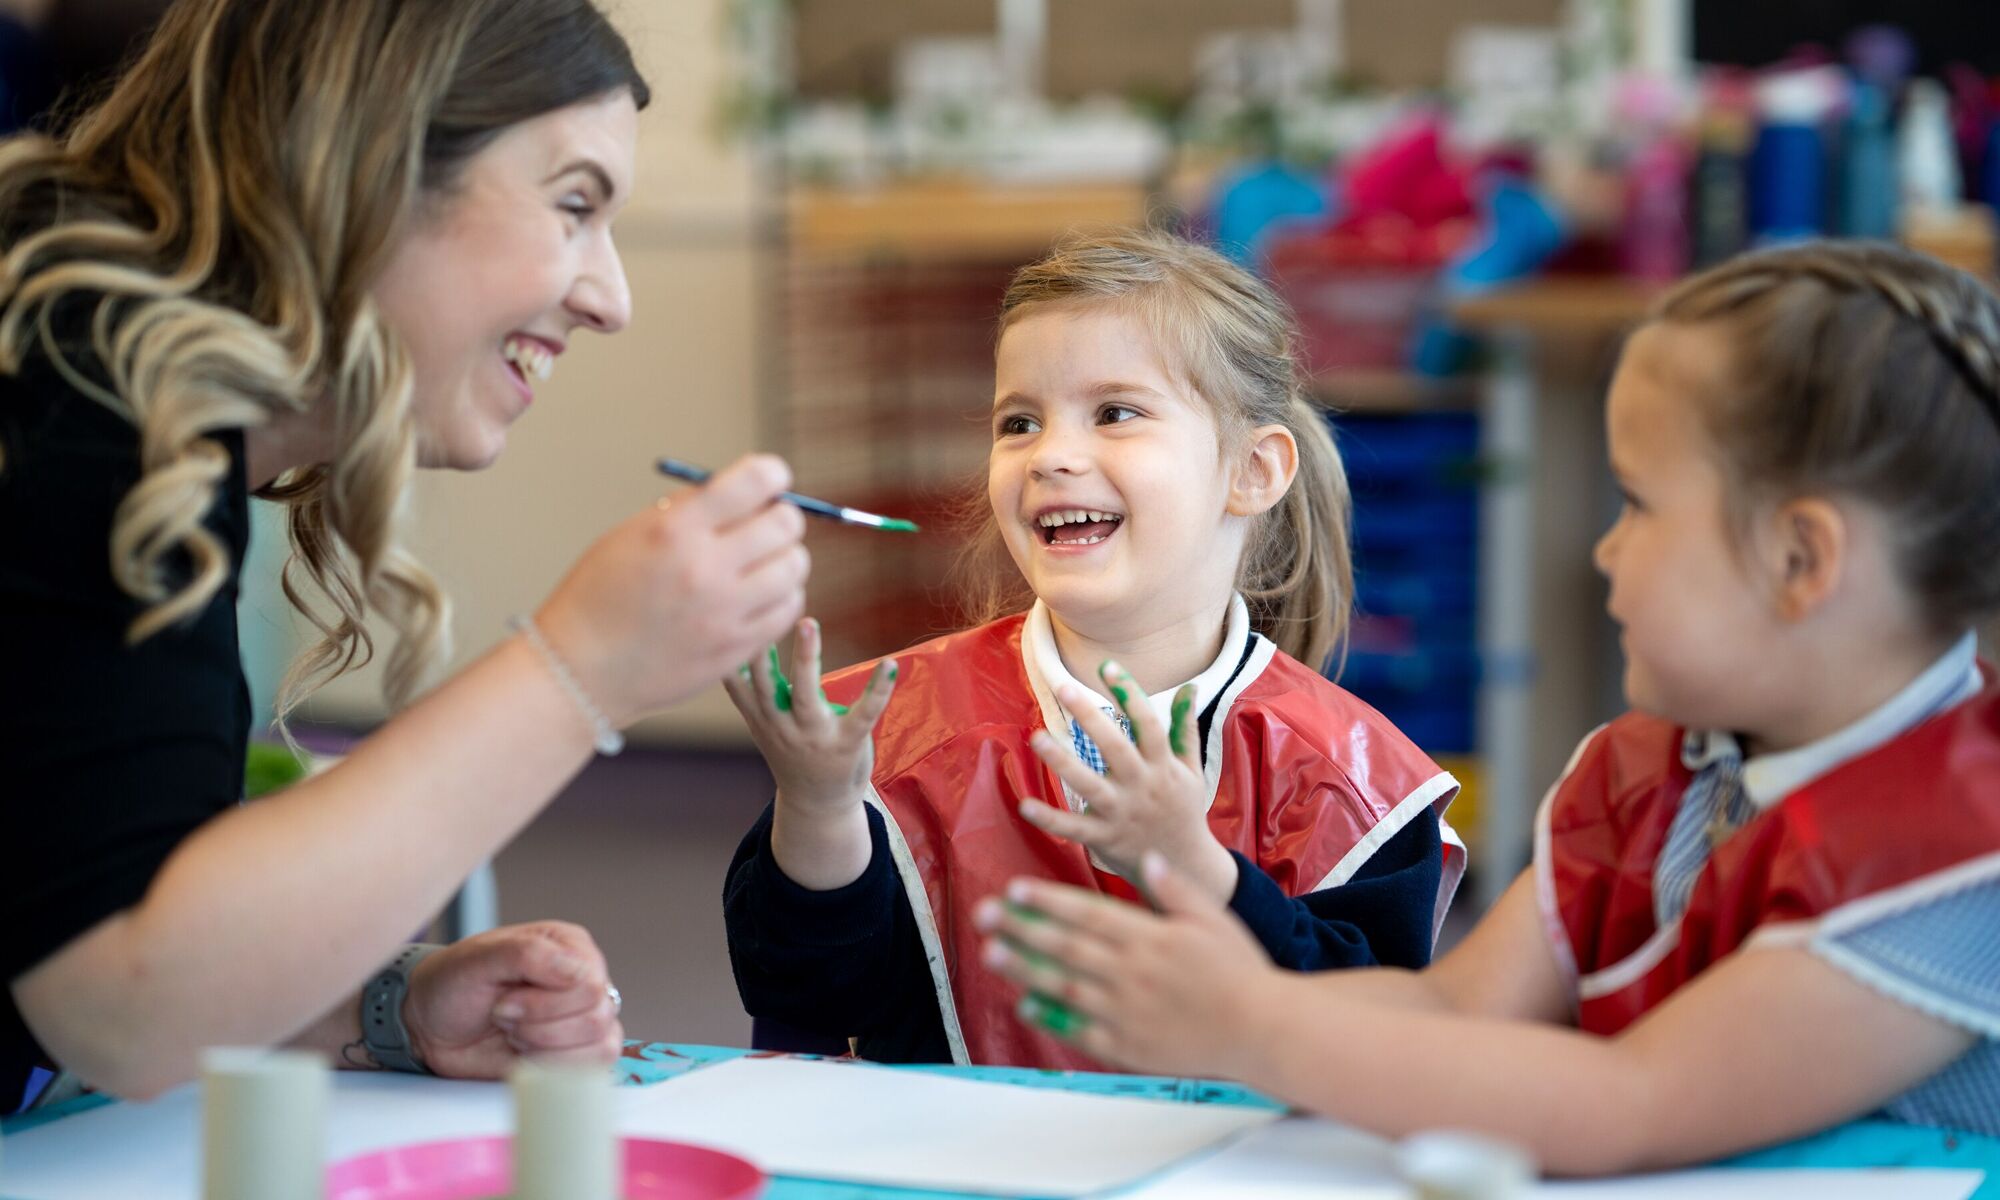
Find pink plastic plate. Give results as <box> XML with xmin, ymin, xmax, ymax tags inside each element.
<box><xmin>326</xmin><ymin>1135</ymin><xmax>766</xmax><ymax>1200</ymax></box>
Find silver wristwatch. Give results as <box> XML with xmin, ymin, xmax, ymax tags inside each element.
<box><xmin>360</xmin><ymin>943</ymin><xmax>442</xmax><ymax>1073</ymax></box>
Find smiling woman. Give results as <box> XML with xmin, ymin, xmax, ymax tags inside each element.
<box><xmin>0</xmin><ymin>0</ymin><xmax>809</xmax><ymax>1113</ymax></box>
<box><xmin>370</xmin><ymin>94</ymin><xmax>637</xmax><ymax>474</ymax></box>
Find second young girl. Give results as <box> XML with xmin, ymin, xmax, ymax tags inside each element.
<box><xmin>980</xmin><ymin>240</ymin><xmax>2000</xmax><ymax>1170</ymax></box>
<box><xmin>722</xmin><ymin>229</ymin><xmax>1464</xmax><ymax>1069</ymax></box>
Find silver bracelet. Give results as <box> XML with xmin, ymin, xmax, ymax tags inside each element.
<box><xmin>508</xmin><ymin>614</ymin><xmax>624</xmax><ymax>756</ymax></box>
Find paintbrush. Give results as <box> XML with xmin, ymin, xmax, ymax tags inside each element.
<box><xmin>656</xmin><ymin>458</ymin><xmax>920</xmax><ymax>532</ymax></box>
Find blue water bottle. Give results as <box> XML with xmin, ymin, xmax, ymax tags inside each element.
<box><xmin>1840</xmin><ymin>82</ymin><xmax>1898</xmax><ymax>239</ymax></box>
<box><xmin>1750</xmin><ymin>71</ymin><xmax>1835</xmax><ymax>243</ymax></box>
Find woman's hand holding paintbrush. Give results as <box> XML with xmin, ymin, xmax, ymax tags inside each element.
<box><xmin>534</xmin><ymin>455</ymin><xmax>808</xmax><ymax>728</ymax></box>
<box><xmin>658</xmin><ymin>458</ymin><xmax>920</xmax><ymax>533</ymax></box>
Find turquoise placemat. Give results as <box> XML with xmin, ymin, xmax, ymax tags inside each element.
<box><xmin>9</xmin><ymin>1042</ymin><xmax>1997</xmax><ymax>1199</ymax></box>
<box><xmin>2</xmin><ymin>1042</ymin><xmax>1278</xmax><ymax>1200</ymax></box>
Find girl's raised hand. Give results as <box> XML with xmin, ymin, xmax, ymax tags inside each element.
<box><xmin>973</xmin><ymin>853</ymin><xmax>1282</xmax><ymax>1079</ymax></box>
<box><xmin>1019</xmin><ymin>662</ymin><xmax>1239</xmax><ymax>903</ymax></box>
<box><xmin>723</xmin><ymin>616</ymin><xmax>896</xmax><ymax>821</ymax></box>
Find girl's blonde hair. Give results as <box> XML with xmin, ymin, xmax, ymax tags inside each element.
<box><xmin>960</xmin><ymin>228</ymin><xmax>1354</xmax><ymax>670</ymax></box>
<box><xmin>1653</xmin><ymin>240</ymin><xmax>2000</xmax><ymax>634</ymax></box>
<box><xmin>0</xmin><ymin>0</ymin><xmax>647</xmax><ymax>725</ymax></box>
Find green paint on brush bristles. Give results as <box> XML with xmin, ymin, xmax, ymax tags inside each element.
<box><xmin>879</xmin><ymin>517</ymin><xmax>920</xmax><ymax>533</ymax></box>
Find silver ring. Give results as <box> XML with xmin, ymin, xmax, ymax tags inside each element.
<box><xmin>606</xmin><ymin>983</ymin><xmax>623</xmax><ymax>1016</ymax></box>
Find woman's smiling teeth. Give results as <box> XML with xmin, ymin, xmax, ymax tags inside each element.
<box><xmin>503</xmin><ymin>336</ymin><xmax>554</xmax><ymax>382</ymax></box>
<box><xmin>1037</xmin><ymin>508</ymin><xmax>1124</xmax><ymax>545</ymax></box>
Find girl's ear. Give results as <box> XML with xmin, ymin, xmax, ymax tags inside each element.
<box><xmin>1768</xmin><ymin>496</ymin><xmax>1847</xmax><ymax>623</ymax></box>
<box><xmin>1227</xmin><ymin>424</ymin><xmax>1299</xmax><ymax>518</ymax></box>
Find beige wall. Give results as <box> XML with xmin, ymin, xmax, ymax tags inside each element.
<box><xmin>302</xmin><ymin>0</ymin><xmax>771</xmax><ymax>745</ymax></box>
<box><xmin>1346</xmin><ymin>0</ymin><xmax>1567</xmax><ymax>89</ymax></box>
<box><xmin>286</xmin><ymin>0</ymin><xmax>1605</xmax><ymax>751</ymax></box>
<box><xmin>790</xmin><ymin>0</ymin><xmax>1568</xmax><ymax>97</ymax></box>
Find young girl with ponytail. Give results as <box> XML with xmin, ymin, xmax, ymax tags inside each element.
<box><xmin>723</xmin><ymin>229</ymin><xmax>1463</xmax><ymax>1070</ymax></box>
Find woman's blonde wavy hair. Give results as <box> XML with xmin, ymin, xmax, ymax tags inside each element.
<box><xmin>958</xmin><ymin>229</ymin><xmax>1355</xmax><ymax>671</ymax></box>
<box><xmin>0</xmin><ymin>0</ymin><xmax>648</xmax><ymax>726</ymax></box>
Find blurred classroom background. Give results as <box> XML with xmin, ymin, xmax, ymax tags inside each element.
<box><xmin>15</xmin><ymin>0</ymin><xmax>1994</xmax><ymax>1049</ymax></box>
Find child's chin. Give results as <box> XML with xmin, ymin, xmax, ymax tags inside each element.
<box><xmin>1620</xmin><ymin>668</ymin><xmax>1656</xmax><ymax>716</ymax></box>
<box><xmin>1624</xmin><ymin>672</ymin><xmax>1711</xmax><ymax>729</ymax></box>
<box><xmin>1039</xmin><ymin>582</ymin><xmax>1140</xmax><ymax>625</ymax></box>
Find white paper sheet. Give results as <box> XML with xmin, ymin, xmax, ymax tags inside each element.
<box><xmin>1535</xmin><ymin>1170</ymin><xmax>1983</xmax><ymax>1199</ymax></box>
<box><xmin>1110</xmin><ymin>1115</ymin><xmax>1985</xmax><ymax>1200</ymax></box>
<box><xmin>1100</xmin><ymin>1114</ymin><xmax>1407</xmax><ymax>1198</ymax></box>
<box><xmin>613</xmin><ymin>1056</ymin><xmax>1280</xmax><ymax>1197</ymax></box>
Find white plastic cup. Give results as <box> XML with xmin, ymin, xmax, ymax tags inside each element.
<box><xmin>200</xmin><ymin>1047</ymin><xmax>329</xmax><ymax>1200</ymax></box>
<box><xmin>1398</xmin><ymin>1129</ymin><xmax>1537</xmax><ymax>1200</ymax></box>
<box><xmin>511</xmin><ymin>1058</ymin><xmax>619</xmax><ymax>1200</ymax></box>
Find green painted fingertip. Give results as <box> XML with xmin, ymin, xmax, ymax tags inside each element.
<box><xmin>1003</xmin><ymin>935</ymin><xmax>1058</xmax><ymax>971</ymax></box>
<box><xmin>767</xmin><ymin>646</ymin><xmax>793</xmax><ymax>711</ymax></box>
<box><xmin>1169</xmin><ymin>684</ymin><xmax>1194</xmax><ymax>757</ymax></box>
<box><xmin>1113</xmin><ymin>687</ymin><xmax>1139</xmax><ymax>745</ymax></box>
<box><xmin>1004</xmin><ymin>899</ymin><xmax>1050</xmax><ymax>925</ymax></box>
<box><xmin>1022</xmin><ymin>993</ymin><xmax>1089</xmax><ymax>1037</ymax></box>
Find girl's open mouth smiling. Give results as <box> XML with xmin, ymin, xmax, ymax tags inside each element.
<box><xmin>1037</xmin><ymin>508</ymin><xmax>1124</xmax><ymax>547</ymax></box>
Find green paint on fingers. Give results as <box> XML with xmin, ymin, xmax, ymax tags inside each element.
<box><xmin>765</xmin><ymin>645</ymin><xmax>850</xmax><ymax>715</ymax></box>
<box><xmin>767</xmin><ymin>646</ymin><xmax>793</xmax><ymax>711</ymax></box>
<box><xmin>1099</xmin><ymin>661</ymin><xmax>1140</xmax><ymax>746</ymax></box>
<box><xmin>1004</xmin><ymin>899</ymin><xmax>1049</xmax><ymax>925</ymax></box>
<box><xmin>1002</xmin><ymin>936</ymin><xmax>1059</xmax><ymax>973</ymax></box>
<box><xmin>1020</xmin><ymin>993</ymin><xmax>1090</xmax><ymax>1038</ymax></box>
<box><xmin>1169</xmin><ymin>684</ymin><xmax>1194</xmax><ymax>757</ymax></box>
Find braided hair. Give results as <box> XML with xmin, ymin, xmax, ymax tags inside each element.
<box><xmin>1652</xmin><ymin>240</ymin><xmax>2000</xmax><ymax>633</ymax></box>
